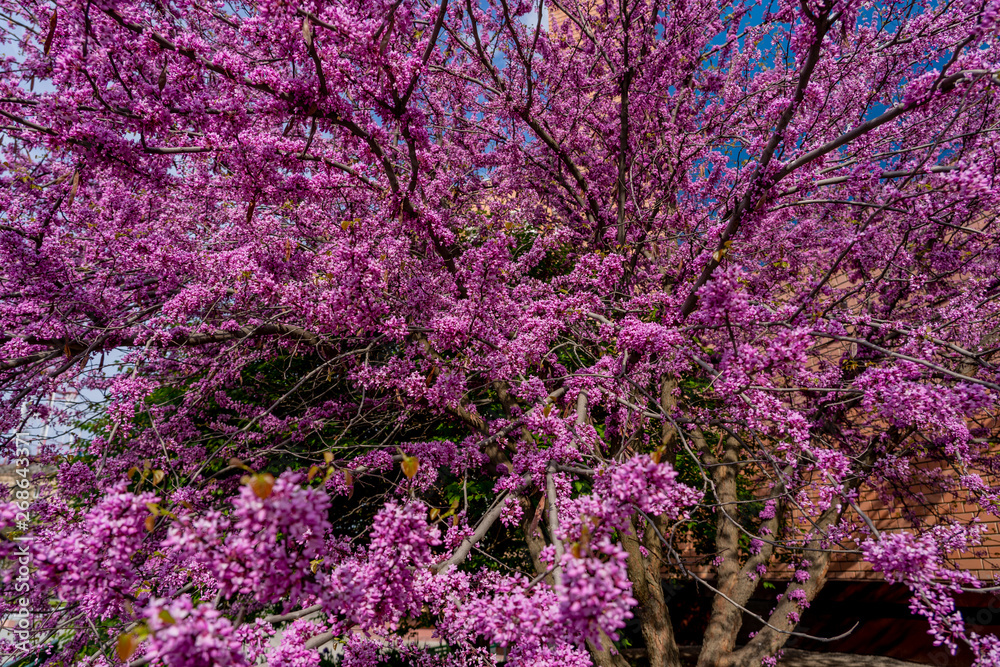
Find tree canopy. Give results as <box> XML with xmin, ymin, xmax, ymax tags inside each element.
<box><xmin>1</xmin><ymin>0</ymin><xmax>999</xmax><ymax>665</ymax></box>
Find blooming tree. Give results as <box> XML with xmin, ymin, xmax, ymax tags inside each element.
<box><xmin>1</xmin><ymin>0</ymin><xmax>999</xmax><ymax>665</ymax></box>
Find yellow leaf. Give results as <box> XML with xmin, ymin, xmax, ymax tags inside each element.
<box><xmin>144</xmin><ymin>515</ymin><xmax>156</xmax><ymax>532</ymax></box>
<box><xmin>152</xmin><ymin>470</ymin><xmax>165</xmax><ymax>485</ymax></box>
<box><xmin>401</xmin><ymin>455</ymin><xmax>419</xmax><ymax>480</ymax></box>
<box><xmin>116</xmin><ymin>633</ymin><xmax>139</xmax><ymax>661</ymax></box>
<box><xmin>307</xmin><ymin>465</ymin><xmax>320</xmax><ymax>482</ymax></box>
<box><xmin>158</xmin><ymin>610</ymin><xmax>175</xmax><ymax>625</ymax></box>
<box><xmin>127</xmin><ymin>466</ymin><xmax>139</xmax><ymax>480</ymax></box>
<box><xmin>228</xmin><ymin>457</ymin><xmax>252</xmax><ymax>472</ymax></box>
<box><xmin>248</xmin><ymin>473</ymin><xmax>276</xmax><ymax>499</ymax></box>
<box><xmin>323</xmin><ymin>451</ymin><xmax>334</xmax><ymax>464</ymax></box>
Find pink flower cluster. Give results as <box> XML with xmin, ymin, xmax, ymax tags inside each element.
<box><xmin>142</xmin><ymin>596</ymin><xmax>247</xmax><ymax>667</ymax></box>
<box><xmin>166</xmin><ymin>472</ymin><xmax>331</xmax><ymax>605</ymax></box>
<box><xmin>322</xmin><ymin>501</ymin><xmax>441</xmax><ymax>628</ymax></box>
<box><xmin>33</xmin><ymin>483</ymin><xmax>157</xmax><ymax>615</ymax></box>
<box><xmin>863</xmin><ymin>526</ymin><xmax>985</xmax><ymax>655</ymax></box>
<box><xmin>555</xmin><ymin>538</ymin><xmax>637</xmax><ymax>643</ymax></box>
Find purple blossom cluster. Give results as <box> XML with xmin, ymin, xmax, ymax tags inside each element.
<box><xmin>141</xmin><ymin>596</ymin><xmax>247</xmax><ymax>667</ymax></box>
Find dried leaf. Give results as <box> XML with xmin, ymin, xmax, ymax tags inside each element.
<box><xmin>157</xmin><ymin>63</ymin><xmax>167</xmax><ymax>92</ymax></box>
<box><xmin>144</xmin><ymin>515</ymin><xmax>156</xmax><ymax>532</ymax></box>
<box><xmin>302</xmin><ymin>17</ymin><xmax>313</xmax><ymax>47</ymax></box>
<box><xmin>307</xmin><ymin>465</ymin><xmax>320</xmax><ymax>482</ymax></box>
<box><xmin>379</xmin><ymin>14</ymin><xmax>394</xmax><ymax>53</ymax></box>
<box><xmin>67</xmin><ymin>171</ymin><xmax>79</xmax><ymax>206</ymax></box>
<box><xmin>152</xmin><ymin>469</ymin><xmax>165</xmax><ymax>485</ymax></box>
<box><xmin>323</xmin><ymin>451</ymin><xmax>334</xmax><ymax>464</ymax></box>
<box><xmin>49</xmin><ymin>172</ymin><xmax>72</xmax><ymax>187</ymax></box>
<box><xmin>127</xmin><ymin>466</ymin><xmax>139</xmax><ymax>480</ymax></box>
<box><xmin>43</xmin><ymin>7</ymin><xmax>57</xmax><ymax>56</ymax></box>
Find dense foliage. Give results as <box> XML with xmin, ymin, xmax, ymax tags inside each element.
<box><xmin>1</xmin><ymin>0</ymin><xmax>999</xmax><ymax>665</ymax></box>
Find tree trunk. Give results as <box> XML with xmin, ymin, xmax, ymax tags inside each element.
<box><xmin>724</xmin><ymin>504</ymin><xmax>844</xmax><ymax>667</ymax></box>
<box><xmin>519</xmin><ymin>493</ymin><xmax>549</xmax><ymax>580</ymax></box>
<box><xmin>587</xmin><ymin>630</ymin><xmax>632</xmax><ymax>667</ymax></box>
<box><xmin>623</xmin><ymin>514</ymin><xmax>683</xmax><ymax>667</ymax></box>
<box><xmin>695</xmin><ymin>435</ymin><xmax>744</xmax><ymax>667</ymax></box>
